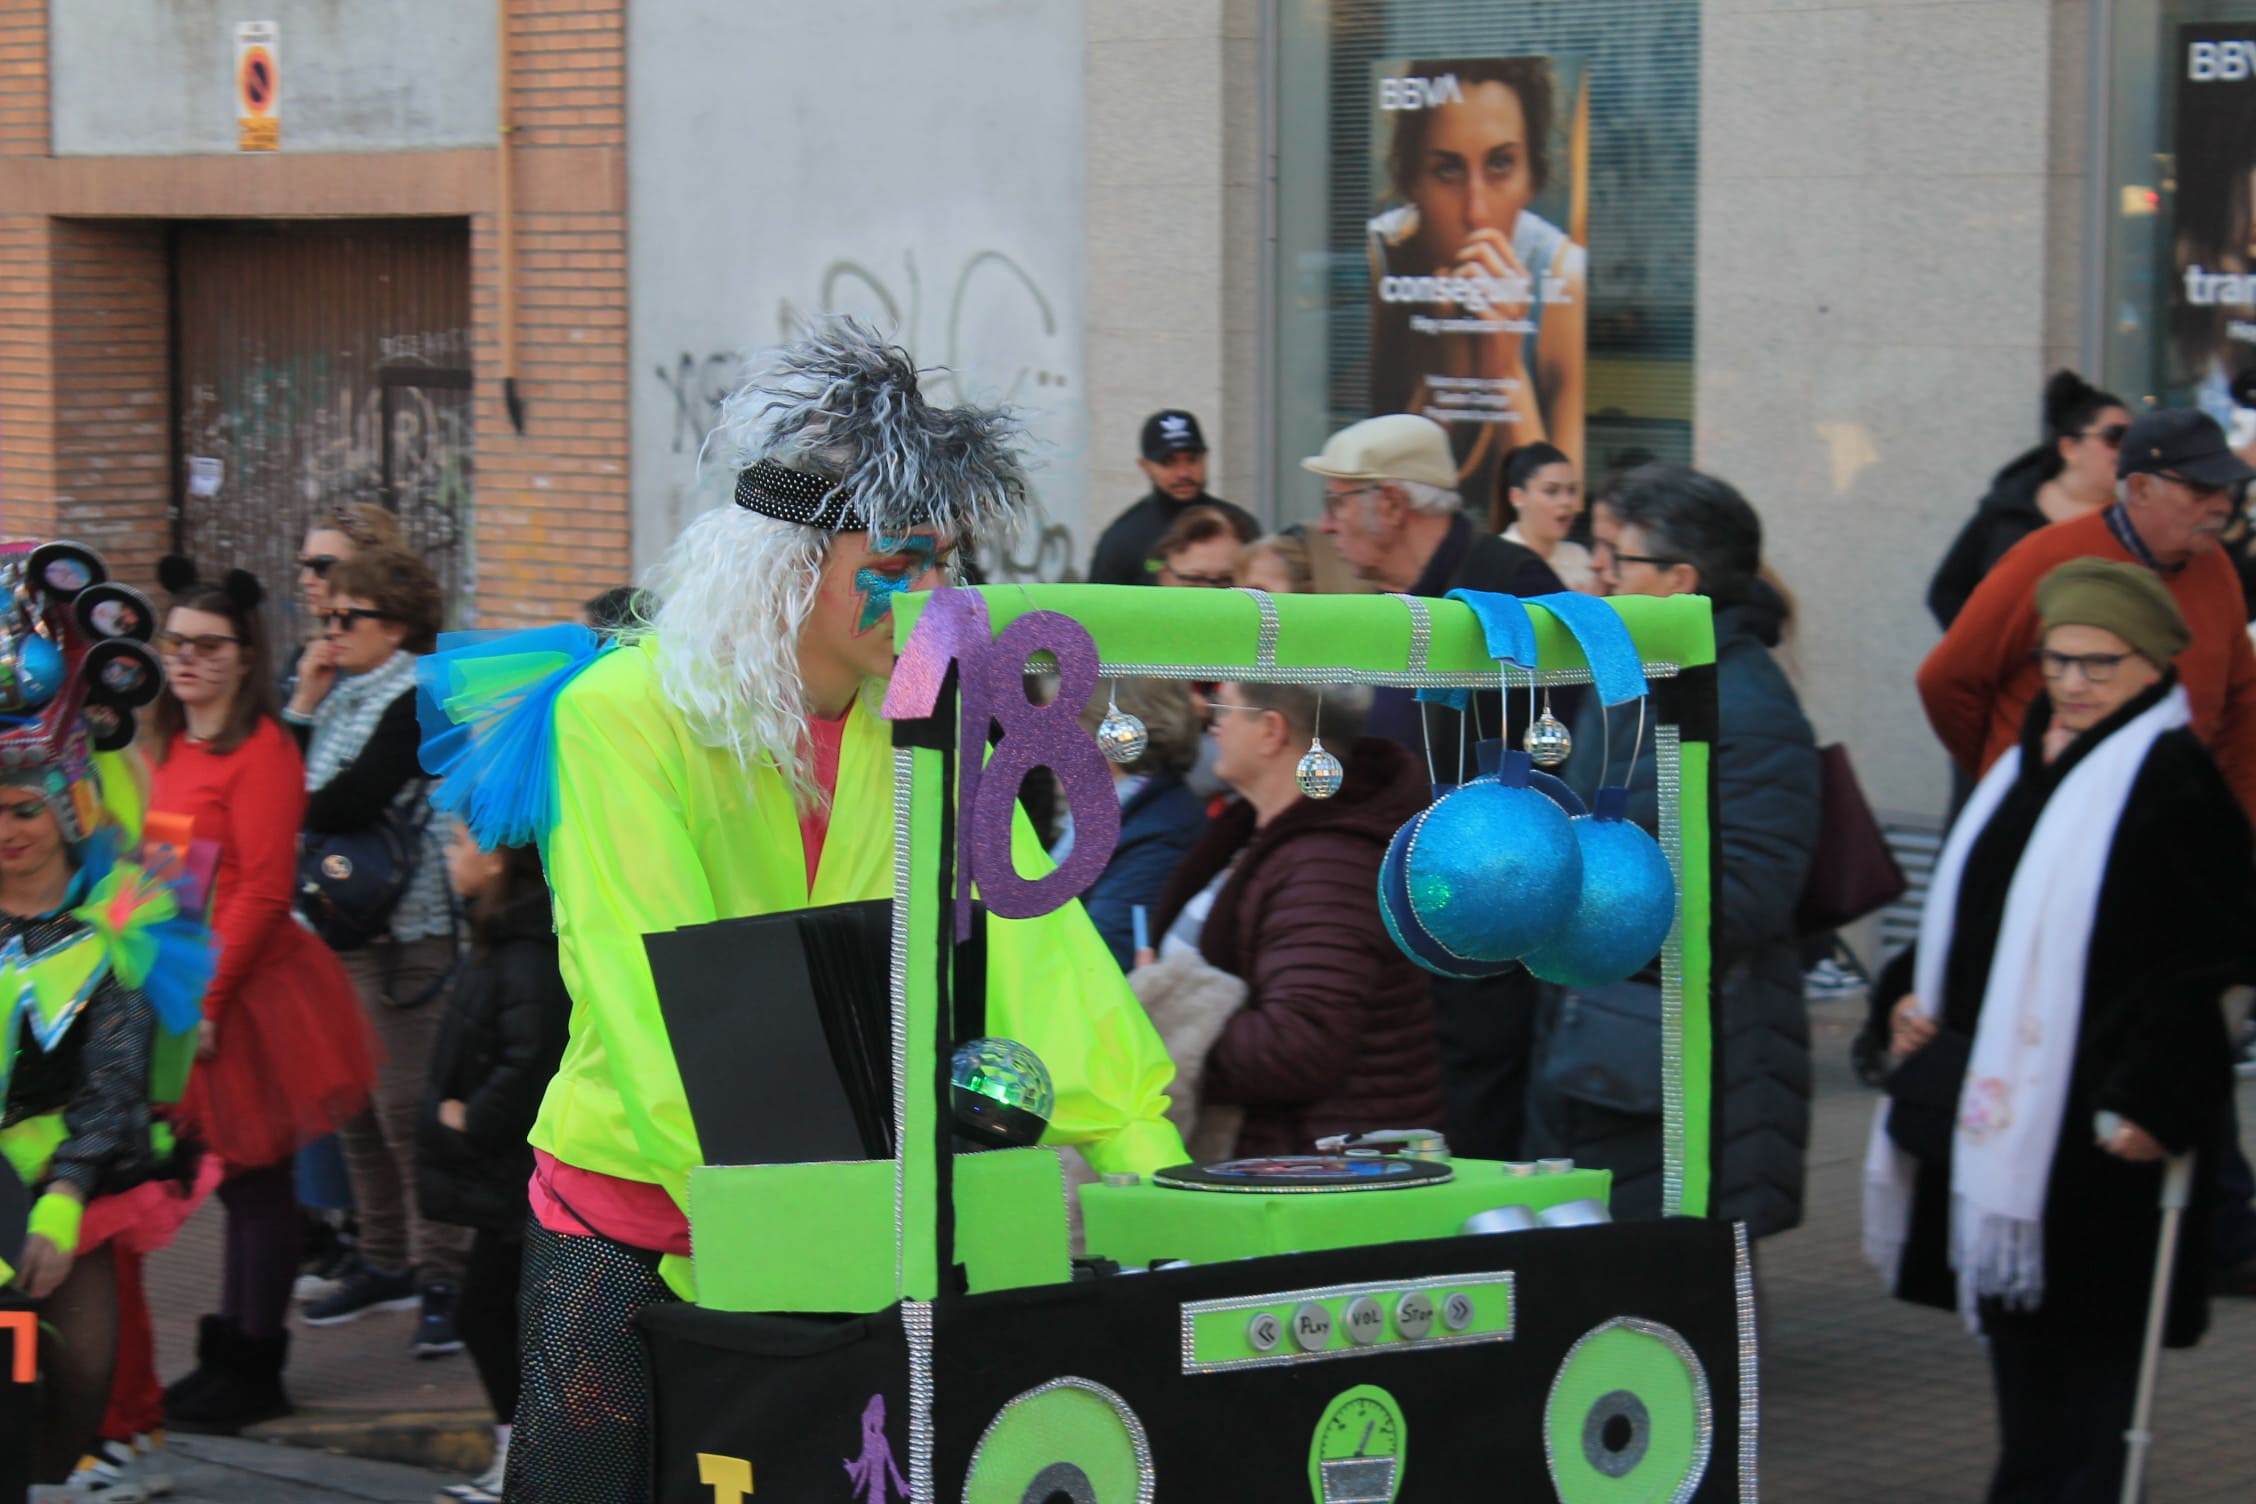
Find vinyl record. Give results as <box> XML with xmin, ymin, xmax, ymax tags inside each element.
<box><xmin>25</xmin><ymin>542</ymin><xmax>104</xmax><ymax>602</ymax></box>
<box><xmin>83</xmin><ymin>702</ymin><xmax>135</xmax><ymax>753</ymax></box>
<box><xmin>963</xmin><ymin>1377</ymin><xmax>1154</xmax><ymax>1504</ymax></box>
<box><xmin>73</xmin><ymin>583</ymin><xmax>155</xmax><ymax>644</ymax></box>
<box><xmin>1151</xmin><ymin>1156</ymin><xmax>1453</xmax><ymax>1195</ymax></box>
<box><xmin>1544</xmin><ymin>1318</ymin><xmax>1711</xmax><ymax>1504</ymax></box>
<box><xmin>82</xmin><ymin>639</ymin><xmax>163</xmax><ymax>711</ymax></box>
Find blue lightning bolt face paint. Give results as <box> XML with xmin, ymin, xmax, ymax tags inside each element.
<box><xmin>853</xmin><ymin>532</ymin><xmax>943</xmax><ymax>636</ymax></box>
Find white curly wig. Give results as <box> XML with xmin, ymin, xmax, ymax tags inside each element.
<box><xmin>647</xmin><ymin>318</ymin><xmax>1028</xmax><ymax>806</ymax></box>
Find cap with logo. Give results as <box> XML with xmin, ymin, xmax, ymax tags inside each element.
<box><xmin>1300</xmin><ymin>413</ymin><xmax>1458</xmax><ymax>491</ymax></box>
<box><xmin>1141</xmin><ymin>410</ymin><xmax>1207</xmax><ymax>463</ymax></box>
<box><xmin>2116</xmin><ymin>408</ymin><xmax>2256</xmax><ymax>490</ymax></box>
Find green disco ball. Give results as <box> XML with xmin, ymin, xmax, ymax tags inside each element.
<box><xmin>1544</xmin><ymin>1317</ymin><xmax>1712</xmax><ymax>1504</ymax></box>
<box><xmin>951</xmin><ymin>1037</ymin><xmax>1055</xmax><ymax>1149</ymax></box>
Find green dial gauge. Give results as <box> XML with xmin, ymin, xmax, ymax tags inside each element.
<box><xmin>1307</xmin><ymin>1383</ymin><xmax>1406</xmax><ymax>1504</ymax></box>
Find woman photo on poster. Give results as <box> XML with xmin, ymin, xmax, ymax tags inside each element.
<box><xmin>2171</xmin><ymin>24</ymin><xmax>2256</xmax><ymax>459</ymax></box>
<box><xmin>1368</xmin><ymin>55</ymin><xmax>1588</xmax><ymax>504</ymax></box>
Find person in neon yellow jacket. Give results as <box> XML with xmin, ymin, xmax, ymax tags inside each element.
<box><xmin>418</xmin><ymin>319</ymin><xmax>1183</xmax><ymax>1504</ymax></box>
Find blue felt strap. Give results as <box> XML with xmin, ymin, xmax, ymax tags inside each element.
<box><xmin>1444</xmin><ymin>589</ymin><xmax>1538</xmax><ymax>668</ymax></box>
<box><xmin>1528</xmin><ymin>591</ymin><xmax>1648</xmax><ymax>706</ymax></box>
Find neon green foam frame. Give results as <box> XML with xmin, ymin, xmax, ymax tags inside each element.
<box><xmin>880</xmin><ymin>585</ymin><xmax>1719</xmax><ymax>1304</ymax></box>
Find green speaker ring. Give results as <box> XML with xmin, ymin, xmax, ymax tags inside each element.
<box><xmin>1543</xmin><ymin>1317</ymin><xmax>1712</xmax><ymax>1504</ymax></box>
<box><xmin>963</xmin><ymin>1377</ymin><xmax>1155</xmax><ymax>1504</ymax></box>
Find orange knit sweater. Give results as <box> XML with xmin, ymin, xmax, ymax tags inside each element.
<box><xmin>1916</xmin><ymin>507</ymin><xmax>2256</xmax><ymax>821</ymax></box>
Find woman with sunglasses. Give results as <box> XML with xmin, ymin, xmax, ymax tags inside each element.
<box><xmin>283</xmin><ymin>548</ymin><xmax>469</xmax><ymax>1358</ymax></box>
<box><xmin>1928</xmin><ymin>371</ymin><xmax>2132</xmax><ymax>630</ymax></box>
<box><xmin>145</xmin><ymin>563</ymin><xmax>376</xmax><ymax>1437</ymax></box>
<box><xmin>295</xmin><ymin>503</ymin><xmax>402</xmax><ymax>624</ymax></box>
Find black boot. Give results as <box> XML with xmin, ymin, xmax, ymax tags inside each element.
<box><xmin>166</xmin><ymin>1322</ymin><xmax>292</xmax><ymax>1435</ymax></box>
<box><xmin>160</xmin><ymin>1313</ymin><xmax>235</xmax><ymax>1416</ymax></box>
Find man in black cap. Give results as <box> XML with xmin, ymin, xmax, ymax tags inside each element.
<box><xmin>1921</xmin><ymin>406</ymin><xmax>2256</xmax><ymax>818</ymax></box>
<box><xmin>1085</xmin><ymin>410</ymin><xmax>1259</xmax><ymax>585</ymax></box>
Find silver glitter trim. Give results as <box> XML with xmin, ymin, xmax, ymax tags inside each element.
<box><xmin>904</xmin><ymin>1298</ymin><xmax>935</xmax><ymax>1504</ymax></box>
<box><xmin>1387</xmin><ymin>593</ymin><xmax>1434</xmax><ymax>676</ymax></box>
<box><xmin>1657</xmin><ymin>723</ymin><xmax>1687</xmax><ymax>1218</ymax></box>
<box><xmin>1088</xmin><ymin>661</ymin><xmax>1681</xmax><ymax>688</ymax></box>
<box><xmin>963</xmin><ymin>1376</ymin><xmax>1155</xmax><ymax>1504</ymax></box>
<box><xmin>1541</xmin><ymin>1316</ymin><xmax>1713</xmax><ymax>1504</ymax></box>
<box><xmin>891</xmin><ymin>748</ymin><xmax>915</xmax><ymax>1296</ymax></box>
<box><xmin>1735</xmin><ymin>1223</ymin><xmax>1760</xmax><ymax>1501</ymax></box>
<box><xmin>1233</xmin><ymin>586</ymin><xmax>1280</xmax><ymax>669</ymax></box>
<box><xmin>1179</xmin><ymin>1271</ymin><xmax>1514</xmax><ymax>1374</ymax></box>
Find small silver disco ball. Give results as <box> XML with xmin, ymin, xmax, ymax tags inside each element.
<box><xmin>1096</xmin><ymin>709</ymin><xmax>1149</xmax><ymax>765</ymax></box>
<box><xmin>1524</xmin><ymin>711</ymin><xmax>1574</xmax><ymax>768</ymax></box>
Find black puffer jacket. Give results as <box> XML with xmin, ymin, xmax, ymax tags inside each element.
<box><xmin>1926</xmin><ymin>447</ymin><xmax>2049</xmax><ymax>630</ymax></box>
<box><xmin>415</xmin><ymin>889</ymin><xmax>569</xmax><ymax>1232</ymax></box>
<box><xmin>1526</xmin><ymin>595</ymin><xmax>1821</xmax><ymax>1237</ymax></box>
<box><xmin>1882</xmin><ymin>684</ymin><xmax>2254</xmax><ymax>1347</ymax></box>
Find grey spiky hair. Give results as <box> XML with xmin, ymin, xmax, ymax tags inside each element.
<box><xmin>707</xmin><ymin>315</ymin><xmax>1029</xmax><ymax>544</ymax></box>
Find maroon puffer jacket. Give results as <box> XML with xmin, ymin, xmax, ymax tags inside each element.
<box><xmin>1153</xmin><ymin>736</ymin><xmax>1443</xmax><ymax>1157</ymax></box>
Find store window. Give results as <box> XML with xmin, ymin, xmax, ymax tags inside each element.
<box><xmin>2101</xmin><ymin>0</ymin><xmax>2256</xmax><ymax>439</ymax></box>
<box><xmin>1270</xmin><ymin>0</ymin><xmax>1702</xmax><ymax>525</ymax></box>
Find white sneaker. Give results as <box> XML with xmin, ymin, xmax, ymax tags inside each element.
<box><xmin>436</xmin><ymin>1431</ymin><xmax>508</xmax><ymax>1502</ymax></box>
<box><xmin>28</xmin><ymin>1438</ymin><xmax>149</xmax><ymax>1503</ymax></box>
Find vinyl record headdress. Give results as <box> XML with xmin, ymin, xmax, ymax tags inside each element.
<box><xmin>0</xmin><ymin>541</ymin><xmax>164</xmax><ymax>841</ymax></box>
<box><xmin>721</xmin><ymin>316</ymin><xmax>1030</xmax><ymax>544</ymax></box>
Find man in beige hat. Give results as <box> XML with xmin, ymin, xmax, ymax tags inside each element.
<box><xmin>1305</xmin><ymin>412</ymin><xmax>1566</xmax><ymax>1166</ymax></box>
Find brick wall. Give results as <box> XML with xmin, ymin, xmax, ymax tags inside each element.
<box><xmin>0</xmin><ymin>213</ymin><xmax>169</xmax><ymax>590</ymax></box>
<box><xmin>469</xmin><ymin>0</ymin><xmax>630</xmax><ymax>628</ymax></box>
<box><xmin>0</xmin><ymin>0</ymin><xmax>45</xmax><ymax>158</ymax></box>
<box><xmin>0</xmin><ymin>0</ymin><xmax>632</xmax><ymax>621</ymax></box>
<box><xmin>46</xmin><ymin>221</ymin><xmax>169</xmax><ymax>584</ymax></box>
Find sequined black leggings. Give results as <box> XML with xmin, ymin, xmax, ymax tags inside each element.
<box><xmin>505</xmin><ymin>1221</ymin><xmax>679</xmax><ymax>1504</ymax></box>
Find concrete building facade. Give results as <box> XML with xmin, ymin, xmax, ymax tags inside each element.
<box><xmin>0</xmin><ymin>0</ymin><xmax>2210</xmax><ymax>820</ymax></box>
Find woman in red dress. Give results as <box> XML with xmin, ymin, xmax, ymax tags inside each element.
<box><xmin>132</xmin><ymin>566</ymin><xmax>376</xmax><ymax>1436</ymax></box>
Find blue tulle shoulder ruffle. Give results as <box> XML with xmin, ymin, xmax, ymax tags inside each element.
<box><xmin>417</xmin><ymin>623</ymin><xmax>610</xmax><ymax>851</ymax></box>
<box><xmin>71</xmin><ymin>830</ymin><xmax>214</xmax><ymax>1041</ymax></box>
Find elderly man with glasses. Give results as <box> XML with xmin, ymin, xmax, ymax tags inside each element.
<box><xmin>1305</xmin><ymin>413</ymin><xmax>1569</xmax><ymax>1164</ymax></box>
<box><xmin>1921</xmin><ymin>408</ymin><xmax>2256</xmax><ymax>822</ymax></box>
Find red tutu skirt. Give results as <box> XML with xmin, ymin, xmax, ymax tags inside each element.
<box><xmin>79</xmin><ymin>1152</ymin><xmax>224</xmax><ymax>1256</ymax></box>
<box><xmin>177</xmin><ymin>920</ymin><xmax>380</xmax><ymax>1171</ymax></box>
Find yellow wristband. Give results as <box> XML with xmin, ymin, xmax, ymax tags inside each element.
<box><xmin>29</xmin><ymin>1193</ymin><xmax>82</xmax><ymax>1258</ymax></box>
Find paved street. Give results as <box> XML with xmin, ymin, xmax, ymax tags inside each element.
<box><xmin>131</xmin><ymin>995</ymin><xmax>2256</xmax><ymax>1499</ymax></box>
<box><xmin>150</xmin><ymin>1437</ymin><xmax>455</xmax><ymax>1504</ymax></box>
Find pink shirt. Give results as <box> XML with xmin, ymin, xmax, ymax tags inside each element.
<box><xmin>530</xmin><ymin>709</ymin><xmax>853</xmax><ymax>1251</ymax></box>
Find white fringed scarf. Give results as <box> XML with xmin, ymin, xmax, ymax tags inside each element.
<box><xmin>1864</xmin><ymin>685</ymin><xmax>2190</xmax><ymax>1326</ymax></box>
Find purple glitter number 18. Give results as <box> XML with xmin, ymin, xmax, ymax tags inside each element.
<box><xmin>882</xmin><ymin>591</ymin><xmax>1120</xmax><ymax>937</ymax></box>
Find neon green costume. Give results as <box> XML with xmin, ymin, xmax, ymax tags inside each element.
<box><xmin>531</xmin><ymin>637</ymin><xmax>1184</xmax><ymax>1238</ymax></box>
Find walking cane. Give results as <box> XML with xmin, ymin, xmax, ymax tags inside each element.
<box><xmin>2101</xmin><ymin>1110</ymin><xmax>2196</xmax><ymax>1504</ymax></box>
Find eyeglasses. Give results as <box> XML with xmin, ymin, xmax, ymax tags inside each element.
<box><xmin>297</xmin><ymin>554</ymin><xmax>339</xmax><ymax>577</ymax></box>
<box><xmin>154</xmin><ymin>630</ymin><xmax>242</xmax><ymax>660</ymax></box>
<box><xmin>2077</xmin><ymin>424</ymin><xmax>2129</xmax><ymax>448</ymax></box>
<box><xmin>1164</xmin><ymin>569</ymin><xmax>1237</xmax><ymax>589</ymax></box>
<box><xmin>1205</xmin><ymin>702</ymin><xmax>1276</xmax><ymax>719</ymax></box>
<box><xmin>0</xmin><ymin>798</ymin><xmax>46</xmax><ymax>822</ymax></box>
<box><xmin>319</xmin><ymin>607</ymin><xmax>392</xmax><ymax>633</ymax></box>
<box><xmin>2036</xmin><ymin>648</ymin><xmax>2133</xmax><ymax>683</ymax></box>
<box><xmin>1321</xmin><ymin>484</ymin><xmax>1382</xmax><ymax>514</ymax></box>
<box><xmin>1592</xmin><ymin>542</ymin><xmax>1681</xmax><ymax>572</ymax></box>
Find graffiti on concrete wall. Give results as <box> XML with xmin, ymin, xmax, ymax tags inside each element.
<box><xmin>648</xmin><ymin>248</ymin><xmax>1084</xmax><ymax>582</ymax></box>
<box><xmin>178</xmin><ymin>334</ymin><xmax>476</xmax><ymax>626</ymax></box>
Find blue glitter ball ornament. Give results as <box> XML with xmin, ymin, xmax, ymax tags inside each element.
<box><xmin>10</xmin><ymin>635</ymin><xmax>64</xmax><ymax>711</ymax></box>
<box><xmin>950</xmin><ymin>1037</ymin><xmax>1056</xmax><ymax>1149</ymax></box>
<box><xmin>1380</xmin><ymin>753</ymin><xmax>1582</xmax><ymax>968</ymax></box>
<box><xmin>1524</xmin><ymin>790</ymin><xmax>1677</xmax><ymax>988</ymax></box>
